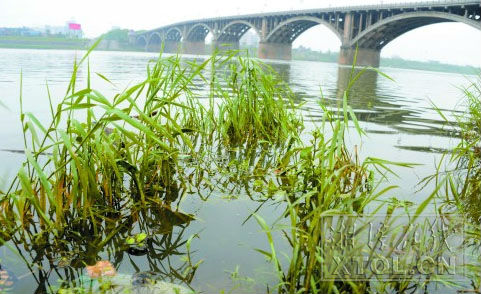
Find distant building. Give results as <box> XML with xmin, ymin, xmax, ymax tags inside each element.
<box><xmin>67</xmin><ymin>22</ymin><xmax>83</xmax><ymax>38</ymax></box>
<box><xmin>0</xmin><ymin>21</ymin><xmax>83</xmax><ymax>39</ymax></box>
<box><xmin>0</xmin><ymin>27</ymin><xmax>42</xmax><ymax>36</ymax></box>
<box><xmin>44</xmin><ymin>25</ymin><xmax>68</xmax><ymax>36</ymax></box>
<box><xmin>128</xmin><ymin>30</ymin><xmax>137</xmax><ymax>44</ymax></box>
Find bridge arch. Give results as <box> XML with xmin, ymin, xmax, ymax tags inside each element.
<box><xmin>185</xmin><ymin>23</ymin><xmax>215</xmax><ymax>42</ymax></box>
<box><xmin>349</xmin><ymin>11</ymin><xmax>481</xmax><ymax>49</ymax></box>
<box><xmin>146</xmin><ymin>32</ymin><xmax>163</xmax><ymax>52</ymax></box>
<box><xmin>217</xmin><ymin>20</ymin><xmax>260</xmax><ymax>42</ymax></box>
<box><xmin>165</xmin><ymin>27</ymin><xmax>183</xmax><ymax>42</ymax></box>
<box><xmin>265</xmin><ymin>16</ymin><xmax>342</xmax><ymax>44</ymax></box>
<box><xmin>136</xmin><ymin>35</ymin><xmax>147</xmax><ymax>48</ymax></box>
<box><xmin>148</xmin><ymin>32</ymin><xmax>163</xmax><ymax>44</ymax></box>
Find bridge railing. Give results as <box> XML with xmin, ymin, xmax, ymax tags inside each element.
<box><xmin>335</xmin><ymin>0</ymin><xmax>477</xmax><ymax>11</ymax></box>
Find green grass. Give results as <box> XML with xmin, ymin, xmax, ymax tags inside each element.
<box><xmin>0</xmin><ymin>36</ymin><xmax>88</xmax><ymax>50</ymax></box>
<box><xmin>249</xmin><ymin>69</ymin><xmax>460</xmax><ymax>294</ymax></box>
<box><xmin>455</xmin><ymin>78</ymin><xmax>481</xmax><ymax>223</ymax></box>
<box><xmin>215</xmin><ymin>55</ymin><xmax>302</xmax><ymax>147</ymax></box>
<box><xmin>0</xmin><ymin>45</ymin><xmax>306</xmax><ymax>292</ymax></box>
<box><xmin>426</xmin><ymin>77</ymin><xmax>481</xmax><ymax>223</ymax></box>
<box><xmin>0</xmin><ymin>36</ymin><xmax>87</xmax><ymax>42</ymax></box>
<box><xmin>0</xmin><ymin>45</ymin><xmax>478</xmax><ymax>294</ymax></box>
<box><xmin>423</xmin><ymin>77</ymin><xmax>481</xmax><ymax>294</ymax></box>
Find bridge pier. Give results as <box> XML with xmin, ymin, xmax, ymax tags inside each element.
<box><xmin>146</xmin><ymin>43</ymin><xmax>162</xmax><ymax>52</ymax></box>
<box><xmin>163</xmin><ymin>41</ymin><xmax>182</xmax><ymax>54</ymax></box>
<box><xmin>258</xmin><ymin>42</ymin><xmax>292</xmax><ymax>60</ymax></box>
<box><xmin>339</xmin><ymin>47</ymin><xmax>380</xmax><ymax>67</ymax></box>
<box><xmin>182</xmin><ymin>41</ymin><xmax>206</xmax><ymax>55</ymax></box>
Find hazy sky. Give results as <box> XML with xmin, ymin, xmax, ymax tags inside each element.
<box><xmin>0</xmin><ymin>0</ymin><xmax>479</xmax><ymax>65</ymax></box>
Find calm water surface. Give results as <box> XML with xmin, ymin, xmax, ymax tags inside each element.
<box><xmin>0</xmin><ymin>48</ymin><xmax>476</xmax><ymax>293</ymax></box>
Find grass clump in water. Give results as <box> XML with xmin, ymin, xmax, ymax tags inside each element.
<box><xmin>0</xmin><ymin>45</ymin><xmax>477</xmax><ymax>294</ymax></box>
<box><xmin>215</xmin><ymin>57</ymin><xmax>302</xmax><ymax>147</ymax></box>
<box><xmin>455</xmin><ymin>78</ymin><xmax>481</xmax><ymax>222</ymax></box>
<box><xmin>0</xmin><ymin>46</ymin><xmax>305</xmax><ymax>292</ymax></box>
<box><xmin>422</xmin><ymin>77</ymin><xmax>481</xmax><ymax>294</ymax></box>
<box><xmin>429</xmin><ymin>77</ymin><xmax>481</xmax><ymax>223</ymax></box>
<box><xmin>251</xmin><ymin>68</ymin><xmax>467</xmax><ymax>294</ymax></box>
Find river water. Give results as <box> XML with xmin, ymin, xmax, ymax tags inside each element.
<box><xmin>0</xmin><ymin>48</ymin><xmax>477</xmax><ymax>293</ymax></box>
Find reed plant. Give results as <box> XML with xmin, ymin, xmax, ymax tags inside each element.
<box><xmin>0</xmin><ymin>44</ymin><xmax>476</xmax><ymax>294</ymax></box>
<box><xmin>452</xmin><ymin>78</ymin><xmax>481</xmax><ymax>222</ymax></box>
<box><xmin>214</xmin><ymin>56</ymin><xmax>302</xmax><ymax>147</ymax></box>
<box><xmin>427</xmin><ymin>77</ymin><xmax>481</xmax><ymax>293</ymax></box>
<box><xmin>0</xmin><ymin>46</ymin><xmax>302</xmax><ymax>234</ymax></box>
<box><xmin>0</xmin><ymin>49</ymin><xmax>202</xmax><ymax>232</ymax></box>
<box><xmin>0</xmin><ymin>45</ymin><xmax>214</xmax><ymax>291</ymax></box>
<box><xmin>0</xmin><ymin>45</ymin><xmax>306</xmax><ymax>293</ymax></box>
<box><xmin>425</xmin><ymin>77</ymin><xmax>481</xmax><ymax>222</ymax></box>
<box><xmin>251</xmin><ymin>68</ymin><xmax>468</xmax><ymax>294</ymax></box>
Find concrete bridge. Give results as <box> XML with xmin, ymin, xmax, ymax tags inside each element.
<box><xmin>130</xmin><ymin>1</ymin><xmax>480</xmax><ymax>67</ymax></box>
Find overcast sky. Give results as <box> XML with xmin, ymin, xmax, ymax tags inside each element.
<box><xmin>0</xmin><ymin>0</ymin><xmax>479</xmax><ymax>65</ymax></box>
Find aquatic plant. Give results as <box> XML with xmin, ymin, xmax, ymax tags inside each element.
<box><xmin>250</xmin><ymin>67</ymin><xmax>469</xmax><ymax>294</ymax></box>
<box><xmin>0</xmin><ymin>44</ymin><xmax>305</xmax><ymax>293</ymax></box>
<box><xmin>0</xmin><ymin>47</ymin><xmax>301</xmax><ymax>235</ymax></box>
<box><xmin>0</xmin><ymin>46</ymin><xmax>210</xmax><ymax>292</ymax></box>
<box><xmin>252</xmin><ymin>113</ymin><xmax>413</xmax><ymax>293</ymax></box>
<box><xmin>453</xmin><ymin>78</ymin><xmax>481</xmax><ymax>223</ymax></box>
<box><xmin>427</xmin><ymin>77</ymin><xmax>481</xmax><ymax>294</ymax></box>
<box><xmin>0</xmin><ymin>44</ymin><xmax>477</xmax><ymax>293</ymax></box>
<box><xmin>214</xmin><ymin>56</ymin><xmax>302</xmax><ymax>147</ymax></box>
<box><xmin>424</xmin><ymin>77</ymin><xmax>481</xmax><ymax>222</ymax></box>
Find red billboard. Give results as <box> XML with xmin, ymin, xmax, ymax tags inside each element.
<box><xmin>68</xmin><ymin>23</ymin><xmax>81</xmax><ymax>30</ymax></box>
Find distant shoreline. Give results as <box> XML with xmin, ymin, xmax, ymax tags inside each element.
<box><xmin>0</xmin><ymin>36</ymin><xmax>89</xmax><ymax>50</ymax></box>
<box><xmin>288</xmin><ymin>47</ymin><xmax>480</xmax><ymax>76</ymax></box>
<box><xmin>1</xmin><ymin>36</ymin><xmax>479</xmax><ymax>76</ymax></box>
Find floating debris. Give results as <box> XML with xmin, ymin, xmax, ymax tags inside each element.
<box><xmin>86</xmin><ymin>261</ymin><xmax>117</xmax><ymax>279</ymax></box>
<box><xmin>0</xmin><ymin>268</ymin><xmax>15</xmax><ymax>289</ymax></box>
<box><xmin>0</xmin><ymin>149</ymin><xmax>53</xmax><ymax>156</ymax></box>
<box><xmin>62</xmin><ymin>273</ymin><xmax>194</xmax><ymax>294</ymax></box>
